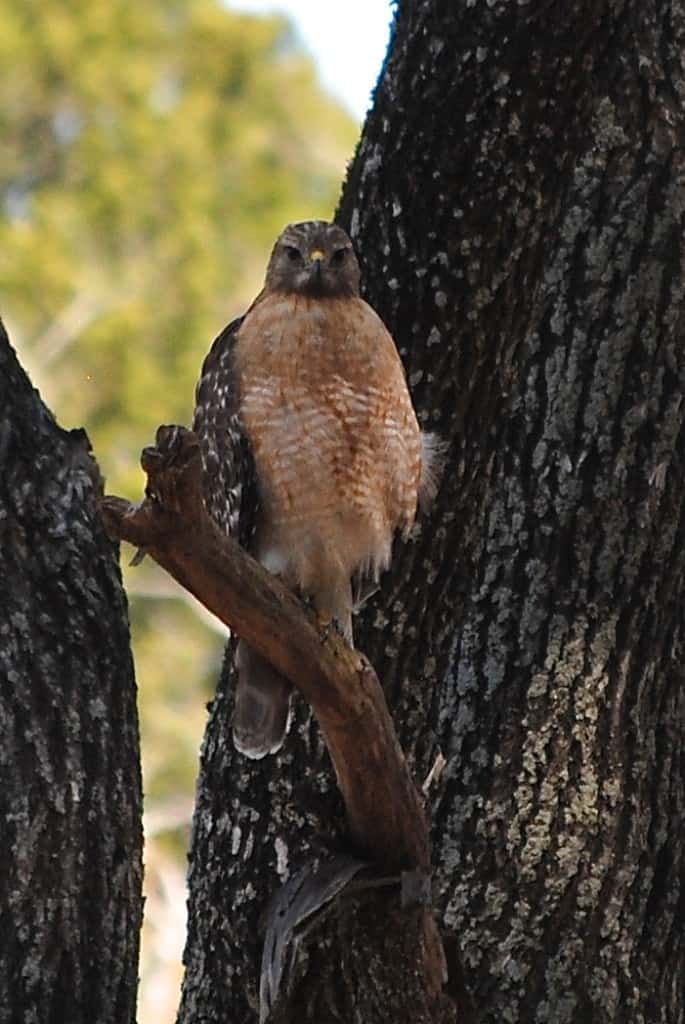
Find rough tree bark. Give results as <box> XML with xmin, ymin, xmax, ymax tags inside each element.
<box><xmin>179</xmin><ymin>1</ymin><xmax>685</xmax><ymax>1023</ymax></box>
<box><xmin>0</xmin><ymin>324</ymin><xmax>142</xmax><ymax>1024</ymax></box>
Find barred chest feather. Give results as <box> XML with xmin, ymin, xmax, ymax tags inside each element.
<box><xmin>233</xmin><ymin>292</ymin><xmax>422</xmax><ymax>592</ymax></box>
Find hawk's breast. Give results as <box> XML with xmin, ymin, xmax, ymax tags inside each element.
<box><xmin>233</xmin><ymin>293</ymin><xmax>421</xmax><ymax>586</ymax></box>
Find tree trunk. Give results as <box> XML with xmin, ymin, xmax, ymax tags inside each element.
<box><xmin>0</xmin><ymin>324</ymin><xmax>142</xmax><ymax>1024</ymax></box>
<box><xmin>180</xmin><ymin>0</ymin><xmax>685</xmax><ymax>1021</ymax></box>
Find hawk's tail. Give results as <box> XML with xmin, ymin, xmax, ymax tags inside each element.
<box><xmin>233</xmin><ymin>641</ymin><xmax>292</xmax><ymax>759</ymax></box>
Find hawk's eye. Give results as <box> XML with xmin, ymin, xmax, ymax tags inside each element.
<box><xmin>332</xmin><ymin>248</ymin><xmax>347</xmax><ymax>264</ymax></box>
<box><xmin>285</xmin><ymin>245</ymin><xmax>301</xmax><ymax>262</ymax></box>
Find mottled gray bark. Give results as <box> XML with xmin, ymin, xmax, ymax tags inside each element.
<box><xmin>180</xmin><ymin>1</ymin><xmax>684</xmax><ymax>1021</ymax></box>
<box><xmin>0</xmin><ymin>324</ymin><xmax>143</xmax><ymax>1024</ymax></box>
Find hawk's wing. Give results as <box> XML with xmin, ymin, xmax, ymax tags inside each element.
<box><xmin>192</xmin><ymin>316</ymin><xmax>258</xmax><ymax>550</ymax></box>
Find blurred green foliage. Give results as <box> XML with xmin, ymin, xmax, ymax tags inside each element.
<box><xmin>0</xmin><ymin>0</ymin><xmax>357</xmax><ymax>830</ymax></box>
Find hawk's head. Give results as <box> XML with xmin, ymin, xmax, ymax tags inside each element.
<box><xmin>265</xmin><ymin>220</ymin><xmax>361</xmax><ymax>299</ymax></box>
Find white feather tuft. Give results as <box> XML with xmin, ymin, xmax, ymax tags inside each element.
<box><xmin>418</xmin><ymin>431</ymin><xmax>448</xmax><ymax>511</ymax></box>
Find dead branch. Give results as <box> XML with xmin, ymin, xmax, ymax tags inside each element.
<box><xmin>99</xmin><ymin>425</ymin><xmax>431</xmax><ymax>873</ymax></box>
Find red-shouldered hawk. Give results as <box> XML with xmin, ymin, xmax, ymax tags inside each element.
<box><xmin>193</xmin><ymin>221</ymin><xmax>439</xmax><ymax>759</ymax></box>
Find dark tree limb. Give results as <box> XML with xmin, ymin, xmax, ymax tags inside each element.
<box><xmin>1</xmin><ymin>322</ymin><xmax>142</xmax><ymax>1024</ymax></box>
<box><xmin>100</xmin><ymin>424</ymin><xmax>430</xmax><ymax>873</ymax></box>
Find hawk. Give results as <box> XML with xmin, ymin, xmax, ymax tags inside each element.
<box><xmin>193</xmin><ymin>220</ymin><xmax>438</xmax><ymax>759</ymax></box>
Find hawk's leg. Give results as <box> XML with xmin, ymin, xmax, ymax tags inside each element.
<box><xmin>311</xmin><ymin>578</ymin><xmax>353</xmax><ymax>647</ymax></box>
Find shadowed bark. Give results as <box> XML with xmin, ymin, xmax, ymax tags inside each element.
<box><xmin>178</xmin><ymin>0</ymin><xmax>685</xmax><ymax>1022</ymax></box>
<box><xmin>0</xmin><ymin>323</ymin><xmax>142</xmax><ymax>1024</ymax></box>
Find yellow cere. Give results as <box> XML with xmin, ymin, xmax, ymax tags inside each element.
<box><xmin>309</xmin><ymin>249</ymin><xmax>325</xmax><ymax>262</ymax></box>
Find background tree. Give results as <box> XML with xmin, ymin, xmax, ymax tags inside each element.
<box><xmin>179</xmin><ymin>0</ymin><xmax>685</xmax><ymax>1021</ymax></box>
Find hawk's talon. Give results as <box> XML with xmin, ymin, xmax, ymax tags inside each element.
<box><xmin>317</xmin><ymin>614</ymin><xmax>346</xmax><ymax>643</ymax></box>
<box><xmin>331</xmin><ymin>616</ymin><xmax>347</xmax><ymax>639</ymax></box>
<box><xmin>317</xmin><ymin>614</ymin><xmax>332</xmax><ymax>642</ymax></box>
<box><xmin>129</xmin><ymin>546</ymin><xmax>148</xmax><ymax>567</ymax></box>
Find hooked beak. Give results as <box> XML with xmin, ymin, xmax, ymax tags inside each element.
<box><xmin>309</xmin><ymin>248</ymin><xmax>325</xmax><ymax>282</ymax></box>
